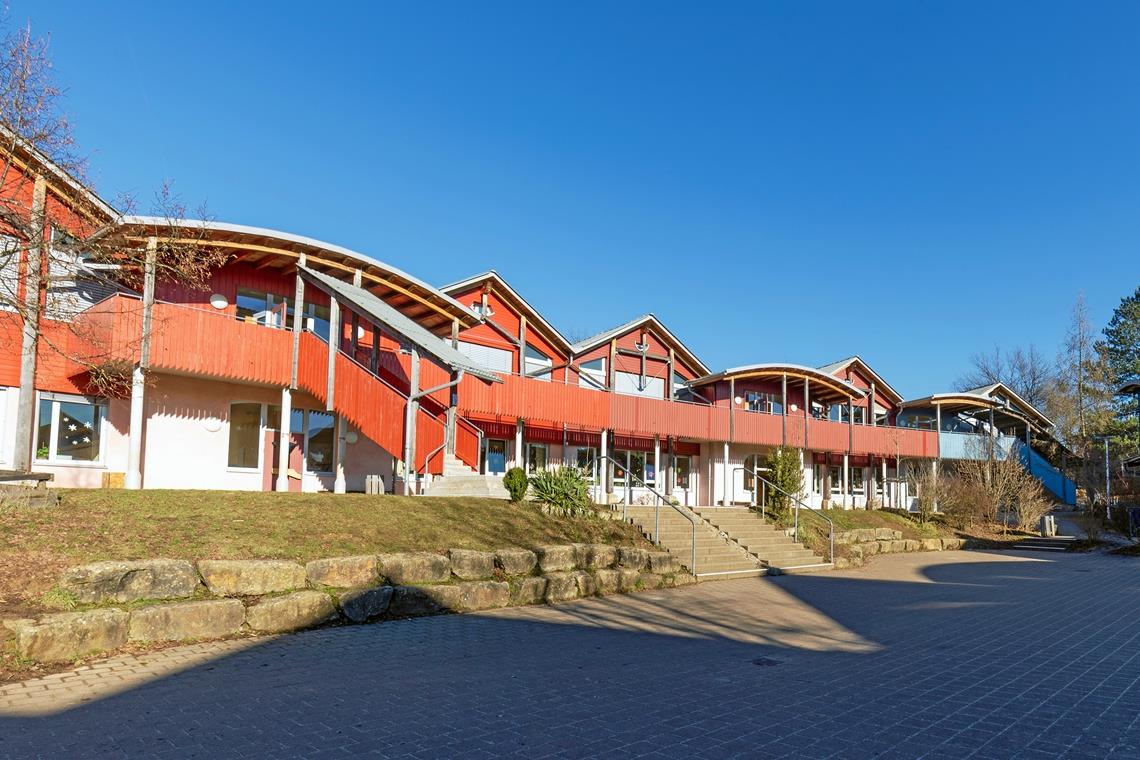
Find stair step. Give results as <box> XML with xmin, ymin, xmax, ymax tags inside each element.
<box><xmin>696</xmin><ymin>568</ymin><xmax>768</xmax><ymax>581</ymax></box>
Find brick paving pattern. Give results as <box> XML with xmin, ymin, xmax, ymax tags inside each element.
<box><xmin>2</xmin><ymin>549</ymin><xmax>1139</xmax><ymax>758</ymax></box>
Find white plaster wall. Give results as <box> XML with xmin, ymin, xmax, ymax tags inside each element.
<box><xmin>0</xmin><ymin>386</ymin><xmax>14</xmax><ymax>468</ymax></box>
<box><xmin>141</xmin><ymin>375</ymin><xmax>395</xmax><ymax>492</ymax></box>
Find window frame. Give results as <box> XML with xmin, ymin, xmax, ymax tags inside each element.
<box><xmin>34</xmin><ymin>391</ymin><xmax>108</xmax><ymax>467</ymax></box>
<box><xmin>673</xmin><ymin>455</ymin><xmax>691</xmax><ymax>490</ymax></box>
<box><xmin>526</xmin><ymin>442</ymin><xmax>548</xmax><ymax>474</ymax></box>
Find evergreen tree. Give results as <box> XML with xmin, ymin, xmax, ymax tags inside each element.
<box><xmin>1094</xmin><ymin>286</ymin><xmax>1140</xmax><ymax>454</ymax></box>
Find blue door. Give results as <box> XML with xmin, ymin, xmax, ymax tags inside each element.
<box><xmin>486</xmin><ymin>439</ymin><xmax>507</xmax><ymax>475</ymax></box>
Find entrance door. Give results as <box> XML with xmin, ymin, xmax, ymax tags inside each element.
<box><xmin>485</xmin><ymin>439</ymin><xmax>507</xmax><ymax>475</ymax></box>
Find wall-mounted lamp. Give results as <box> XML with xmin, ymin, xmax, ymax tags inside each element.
<box><xmin>733</xmin><ymin>396</ymin><xmax>743</xmax><ymax>406</ymax></box>
<box><xmin>208</xmin><ymin>293</ymin><xmax>229</xmax><ymax>310</ymax></box>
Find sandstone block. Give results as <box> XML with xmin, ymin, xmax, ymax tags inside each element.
<box><xmin>128</xmin><ymin>599</ymin><xmax>244</xmax><ymax>642</ymax></box>
<box><xmin>594</xmin><ymin>569</ymin><xmax>622</xmax><ymax>595</ymax></box>
<box><xmin>890</xmin><ymin>540</ymin><xmax>908</xmax><ymax>553</ymax></box>
<box><xmin>198</xmin><ymin>560</ymin><xmax>306</xmax><ymax>597</ymax></box>
<box><xmin>60</xmin><ymin>560</ymin><xmax>200</xmax><ymax>604</ymax></box>
<box><xmin>573</xmin><ymin>544</ymin><xmax>617</xmax><ymax>569</ymax></box>
<box><xmin>377</xmin><ymin>553</ymin><xmax>450</xmax><ymax>584</ymax></box>
<box><xmin>920</xmin><ymin>538</ymin><xmax>943</xmax><ymax>551</ymax></box>
<box><xmin>437</xmin><ymin>581</ymin><xmax>510</xmax><ymax>611</ymax></box>
<box><xmin>672</xmin><ymin>572</ymin><xmax>696</xmax><ymax>586</ymax></box>
<box><xmin>640</xmin><ymin>573</ymin><xmax>664</xmax><ymax>590</ymax></box>
<box><xmin>305</xmin><ymin>556</ymin><xmax>378</xmax><ymax>588</ymax></box>
<box><xmin>245</xmin><ymin>591</ymin><xmax>337</xmax><ymax>633</ymax></box>
<box><xmin>495</xmin><ymin>548</ymin><xmax>537</xmax><ymax>576</ymax></box>
<box><xmin>543</xmin><ymin>572</ymin><xmax>579</xmax><ymax>602</ymax></box>
<box><xmin>511</xmin><ymin>577</ymin><xmax>547</xmax><ymax>605</ymax></box>
<box><xmin>647</xmin><ymin>552</ymin><xmax>678</xmax><ymax>573</ymax></box>
<box><xmin>448</xmin><ymin>549</ymin><xmax>496</xmax><ymax>580</ymax></box>
<box><xmin>572</xmin><ymin>570</ymin><xmax>596</xmax><ymax>597</ymax></box>
<box><xmin>388</xmin><ymin>586</ymin><xmax>446</xmax><ymax>617</ymax></box>
<box><xmin>860</xmin><ymin>542</ymin><xmax>880</xmax><ymax>557</ymax></box>
<box><xmin>875</xmin><ymin>540</ymin><xmax>893</xmax><ymax>554</ymax></box>
<box><xmin>943</xmin><ymin>538</ymin><xmax>965</xmax><ymax>550</ymax></box>
<box><xmin>338</xmin><ymin>586</ymin><xmax>394</xmax><ymax>623</ymax></box>
<box><xmin>618</xmin><ymin>568</ymin><xmax>642</xmax><ymax>592</ymax></box>
<box><xmin>535</xmin><ymin>545</ymin><xmax>577</xmax><ymax>572</ymax></box>
<box><xmin>617</xmin><ymin>547</ymin><xmax>649</xmax><ymax>569</ymax></box>
<box><xmin>14</xmin><ymin>609</ymin><xmax>128</xmax><ymax>662</ymax></box>
<box><xmin>902</xmin><ymin>539</ymin><xmax>921</xmax><ymax>552</ymax></box>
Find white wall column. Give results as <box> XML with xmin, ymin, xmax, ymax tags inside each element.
<box><xmin>124</xmin><ymin>236</ymin><xmax>157</xmax><ymax>490</ymax></box>
<box><xmin>600</xmin><ymin>428</ymin><xmax>610</xmax><ymax>501</ymax></box>
<box><xmin>333</xmin><ymin>415</ymin><xmax>347</xmax><ymax>494</ymax></box>
<box><xmin>276</xmin><ymin>386</ymin><xmax>293</xmax><ymax>492</ymax></box>
<box><xmin>514</xmin><ymin>419</ymin><xmax>524</xmax><ymax>470</ymax></box>
<box><xmin>402</xmin><ymin>347</ymin><xmax>420</xmax><ymax>495</ymax></box>
<box><xmin>722</xmin><ymin>441</ymin><xmax>730</xmax><ymax>506</ymax></box>
<box><xmin>653</xmin><ymin>435</ymin><xmax>661</xmax><ymax>503</ymax></box>
<box><xmin>842</xmin><ymin>453</ymin><xmax>850</xmax><ymax>510</ymax></box>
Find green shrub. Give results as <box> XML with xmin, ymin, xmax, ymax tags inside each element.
<box><xmin>503</xmin><ymin>467</ymin><xmax>530</xmax><ymax>502</ymax></box>
<box><xmin>764</xmin><ymin>446</ymin><xmax>804</xmax><ymax>518</ymax></box>
<box><xmin>529</xmin><ymin>467</ymin><xmax>591</xmax><ymax>516</ymax></box>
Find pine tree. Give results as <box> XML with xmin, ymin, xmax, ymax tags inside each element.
<box><xmin>1095</xmin><ymin>286</ymin><xmax>1140</xmax><ymax>454</ymax></box>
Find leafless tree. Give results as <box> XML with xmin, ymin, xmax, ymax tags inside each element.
<box><xmin>0</xmin><ymin>18</ymin><xmax>226</xmax><ymax>471</ymax></box>
<box><xmin>955</xmin><ymin>344</ymin><xmax>1054</xmax><ymax>411</ymax></box>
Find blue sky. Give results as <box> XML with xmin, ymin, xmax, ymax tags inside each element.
<box><xmin>16</xmin><ymin>2</ymin><xmax>1139</xmax><ymax>396</ymax></box>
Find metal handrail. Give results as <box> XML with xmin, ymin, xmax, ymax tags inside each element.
<box><xmin>732</xmin><ymin>465</ymin><xmax>772</xmax><ymax>514</ymax></box>
<box><xmin>754</xmin><ymin>474</ymin><xmax>834</xmax><ymax>565</ymax></box>
<box><xmin>585</xmin><ymin>454</ymin><xmax>698</xmax><ymax>575</ymax></box>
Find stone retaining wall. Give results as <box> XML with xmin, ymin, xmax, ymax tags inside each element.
<box><xmin>833</xmin><ymin>529</ymin><xmax>966</xmax><ymax>569</ymax></box>
<box><xmin>1</xmin><ymin>545</ymin><xmax>689</xmax><ymax>663</ymax></box>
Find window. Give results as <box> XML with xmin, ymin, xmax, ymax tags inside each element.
<box><xmin>574</xmin><ymin>447</ymin><xmax>598</xmax><ymax>483</ymax></box>
<box><xmin>306</xmin><ymin>411</ymin><xmax>336</xmax><ymax>473</ymax></box>
<box><xmin>0</xmin><ymin>236</ymin><xmax>18</xmax><ymax>312</ymax></box>
<box><xmin>613</xmin><ymin>451</ymin><xmax>651</xmax><ymax>486</ymax></box>
<box><xmin>0</xmin><ymin>387</ymin><xmax>6</xmax><ymax>463</ymax></box>
<box><xmin>523</xmin><ymin>343</ymin><xmax>553</xmax><ymax>381</ymax></box>
<box><xmin>35</xmin><ymin>393</ymin><xmax>106</xmax><ymax>463</ymax></box>
<box><xmin>829</xmin><ymin>404</ymin><xmax>865</xmax><ymax>424</ymax></box>
<box><xmin>674</xmin><ymin>455</ymin><xmax>691</xmax><ymax>489</ymax></box>
<box><xmin>672</xmin><ymin>372</ymin><xmax>692</xmax><ymax>401</ymax></box>
<box><xmin>578</xmin><ymin>358</ymin><xmax>606</xmax><ymax>390</ymax></box>
<box><xmin>526</xmin><ymin>443</ymin><xmax>547</xmax><ymax>474</ymax></box>
<box><xmin>745</xmin><ymin>392</ymin><xmax>782</xmax><ymax>415</ymax></box>
<box><xmin>267</xmin><ymin>405</ymin><xmax>338</xmax><ymax>474</ymax></box>
<box><xmin>236</xmin><ymin>288</ymin><xmax>290</xmax><ymax>328</ymax></box>
<box><xmin>850</xmin><ymin>467</ymin><xmax>865</xmax><ymax>494</ymax></box>
<box><xmin>614</xmin><ymin>371</ymin><xmax>665</xmax><ymax>398</ymax></box>
<box><xmin>46</xmin><ymin>230</ymin><xmax>117</xmax><ymax>320</ymax></box>
<box><xmin>227</xmin><ymin>402</ymin><xmax>262</xmax><ymax>469</ymax></box>
<box><xmin>898</xmin><ymin>412</ymin><xmax>936</xmax><ymax>431</ymax></box>
<box><xmin>458</xmin><ymin>341</ymin><xmax>513</xmax><ymax>373</ymax></box>
<box><xmin>829</xmin><ymin>466</ymin><xmax>842</xmax><ymax>494</ymax></box>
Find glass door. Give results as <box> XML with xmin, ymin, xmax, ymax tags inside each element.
<box><xmin>485</xmin><ymin>439</ymin><xmax>507</xmax><ymax>475</ymax></box>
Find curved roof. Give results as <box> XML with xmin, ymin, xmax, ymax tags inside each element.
<box><xmin>690</xmin><ymin>363</ymin><xmax>866</xmax><ymax>404</ymax></box>
<box><xmin>118</xmin><ymin>217</ymin><xmax>479</xmax><ymax>336</ymax></box>
<box><xmin>899</xmin><ymin>384</ymin><xmax>1053</xmax><ymax>429</ymax></box>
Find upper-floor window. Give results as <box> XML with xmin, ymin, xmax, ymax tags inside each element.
<box><xmin>523</xmin><ymin>343</ymin><xmax>553</xmax><ymax>381</ymax></box>
<box><xmin>0</xmin><ymin>236</ymin><xmax>19</xmax><ymax>312</ymax></box>
<box><xmin>458</xmin><ymin>340</ymin><xmax>513</xmax><ymax>373</ymax></box>
<box><xmin>579</xmin><ymin>358</ymin><xmax>606</xmax><ymax>390</ymax></box>
<box><xmin>745</xmin><ymin>391</ymin><xmax>783</xmax><ymax>415</ymax></box>
<box><xmin>829</xmin><ymin>404</ymin><xmax>865</xmax><ymax>424</ymax></box>
<box><xmin>615</xmin><ymin>371</ymin><xmax>665</xmax><ymax>398</ymax></box>
<box><xmin>236</xmin><ymin>288</ymin><xmax>330</xmax><ymax>339</ymax></box>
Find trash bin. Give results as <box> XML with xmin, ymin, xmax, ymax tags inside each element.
<box><xmin>1039</xmin><ymin>514</ymin><xmax>1056</xmax><ymax>537</ymax></box>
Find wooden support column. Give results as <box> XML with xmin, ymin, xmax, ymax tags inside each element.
<box><xmin>608</xmin><ymin>339</ymin><xmax>617</xmax><ymax>390</ymax></box>
<box><xmin>804</xmin><ymin>379</ymin><xmax>810</xmax><ymax>451</ymax></box>
<box><xmin>667</xmin><ymin>348</ymin><xmax>675</xmax><ymax>400</ymax></box>
<box><xmin>781</xmin><ymin>372</ymin><xmax>788</xmax><ymax>445</ymax></box>
<box><xmin>517</xmin><ymin>316</ymin><xmax>527</xmax><ymax>374</ymax></box>
<box><xmin>869</xmin><ymin>382</ymin><xmax>876</xmax><ymax>426</ymax></box>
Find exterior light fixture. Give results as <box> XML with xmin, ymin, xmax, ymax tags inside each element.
<box><xmin>789</xmin><ymin>403</ymin><xmax>798</xmax><ymax>412</ymax></box>
<box><xmin>208</xmin><ymin>293</ymin><xmax>229</xmax><ymax>310</ymax></box>
<box><xmin>734</xmin><ymin>396</ymin><xmax>743</xmax><ymax>406</ymax></box>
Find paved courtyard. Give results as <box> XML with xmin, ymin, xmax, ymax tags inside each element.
<box><xmin>2</xmin><ymin>549</ymin><xmax>1139</xmax><ymax>759</ymax></box>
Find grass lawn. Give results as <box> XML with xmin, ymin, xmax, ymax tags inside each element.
<box><xmin>0</xmin><ymin>489</ymin><xmax>651</xmax><ymax>619</ymax></box>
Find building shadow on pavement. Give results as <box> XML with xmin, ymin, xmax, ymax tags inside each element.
<box><xmin>5</xmin><ymin>550</ymin><xmax>1138</xmax><ymax>759</ymax></box>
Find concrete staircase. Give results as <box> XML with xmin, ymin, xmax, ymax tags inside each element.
<box><xmin>622</xmin><ymin>505</ymin><xmax>765</xmax><ymax>581</ymax></box>
<box><xmin>1011</xmin><ymin>535</ymin><xmax>1077</xmax><ymax>553</ymax></box>
<box><xmin>422</xmin><ymin>454</ymin><xmax>511</xmax><ymax>499</ymax></box>
<box><xmin>692</xmin><ymin>507</ymin><xmax>832</xmax><ymax>574</ymax></box>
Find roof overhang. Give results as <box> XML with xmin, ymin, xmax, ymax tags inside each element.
<box><xmin>690</xmin><ymin>363</ymin><xmax>866</xmax><ymax>405</ymax></box>
<box><xmin>898</xmin><ymin>393</ymin><xmax>1048</xmax><ymax>429</ymax></box>
<box><xmin>818</xmin><ymin>356</ymin><xmax>903</xmax><ymax>405</ymax></box>
<box><xmin>1119</xmin><ymin>382</ymin><xmax>1140</xmax><ymax>395</ymax></box>
<box><xmin>299</xmin><ymin>266</ymin><xmax>501</xmax><ymax>384</ymax></box>
<box><xmin>117</xmin><ymin>217</ymin><xmax>480</xmax><ymax>336</ymax></box>
<box><xmin>570</xmin><ymin>314</ymin><xmax>710</xmax><ymax>376</ymax></box>
<box><xmin>440</xmin><ymin>270</ymin><xmax>572</xmax><ymax>352</ymax></box>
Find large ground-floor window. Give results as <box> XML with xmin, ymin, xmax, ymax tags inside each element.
<box><xmin>36</xmin><ymin>392</ymin><xmax>106</xmax><ymax>464</ymax></box>
<box><xmin>673</xmin><ymin>455</ymin><xmax>691</xmax><ymax>489</ymax></box>
<box><xmin>526</xmin><ymin>443</ymin><xmax>547</xmax><ymax>474</ymax></box>
<box><xmin>227</xmin><ymin>402</ymin><xmax>263</xmax><ymax>469</ymax></box>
